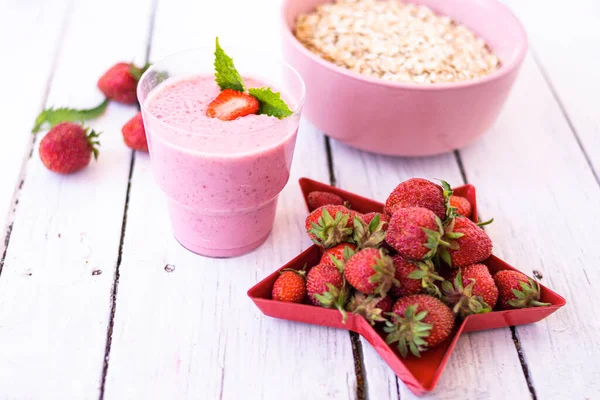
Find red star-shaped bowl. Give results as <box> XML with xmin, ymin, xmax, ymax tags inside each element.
<box><xmin>248</xmin><ymin>178</ymin><xmax>566</xmax><ymax>395</ymax></box>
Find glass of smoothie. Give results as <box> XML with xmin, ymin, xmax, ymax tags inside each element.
<box><xmin>137</xmin><ymin>47</ymin><xmax>305</xmax><ymax>257</ymax></box>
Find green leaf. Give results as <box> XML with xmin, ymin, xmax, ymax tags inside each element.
<box><xmin>32</xmin><ymin>99</ymin><xmax>109</xmax><ymax>133</ymax></box>
<box><xmin>248</xmin><ymin>87</ymin><xmax>293</xmax><ymax>119</ymax></box>
<box><xmin>129</xmin><ymin>62</ymin><xmax>152</xmax><ymax>81</ymax></box>
<box><xmin>214</xmin><ymin>37</ymin><xmax>245</xmax><ymax>92</ymax></box>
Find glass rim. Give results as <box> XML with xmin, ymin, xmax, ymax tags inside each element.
<box><xmin>137</xmin><ymin>47</ymin><xmax>306</xmax><ymax>137</ymax></box>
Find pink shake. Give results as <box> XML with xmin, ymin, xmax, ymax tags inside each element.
<box><xmin>140</xmin><ymin>74</ymin><xmax>302</xmax><ymax>257</ymax></box>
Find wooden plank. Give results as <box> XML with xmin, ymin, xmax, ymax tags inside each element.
<box><xmin>459</xmin><ymin>54</ymin><xmax>600</xmax><ymax>399</ymax></box>
<box><xmin>328</xmin><ymin>140</ymin><xmax>530</xmax><ymax>399</ymax></box>
<box><xmin>103</xmin><ymin>1</ymin><xmax>359</xmax><ymax>397</ymax></box>
<box><xmin>506</xmin><ymin>0</ymin><xmax>600</xmax><ymax>179</ymax></box>
<box><xmin>0</xmin><ymin>0</ymin><xmax>154</xmax><ymax>398</ymax></box>
<box><xmin>0</xmin><ymin>0</ymin><xmax>69</xmax><ymax>259</ymax></box>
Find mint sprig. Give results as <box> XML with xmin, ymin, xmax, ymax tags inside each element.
<box><xmin>32</xmin><ymin>98</ymin><xmax>109</xmax><ymax>133</ymax></box>
<box><xmin>214</xmin><ymin>37</ymin><xmax>245</xmax><ymax>92</ymax></box>
<box><xmin>248</xmin><ymin>88</ymin><xmax>293</xmax><ymax>119</ymax></box>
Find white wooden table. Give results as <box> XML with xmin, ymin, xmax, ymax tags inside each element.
<box><xmin>0</xmin><ymin>0</ymin><xmax>598</xmax><ymax>399</ymax></box>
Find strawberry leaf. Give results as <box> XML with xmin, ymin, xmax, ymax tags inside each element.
<box><xmin>129</xmin><ymin>62</ymin><xmax>151</xmax><ymax>81</ymax></box>
<box><xmin>214</xmin><ymin>37</ymin><xmax>245</xmax><ymax>92</ymax></box>
<box><xmin>32</xmin><ymin>98</ymin><xmax>109</xmax><ymax>133</ymax></box>
<box><xmin>248</xmin><ymin>87</ymin><xmax>293</xmax><ymax>119</ymax></box>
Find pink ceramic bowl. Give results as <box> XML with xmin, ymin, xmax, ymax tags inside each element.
<box><xmin>282</xmin><ymin>0</ymin><xmax>528</xmax><ymax>156</ymax></box>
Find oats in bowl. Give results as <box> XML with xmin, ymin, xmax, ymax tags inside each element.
<box><xmin>294</xmin><ymin>0</ymin><xmax>501</xmax><ymax>84</ymax></box>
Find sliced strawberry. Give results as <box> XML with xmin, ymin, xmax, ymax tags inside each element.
<box><xmin>206</xmin><ymin>89</ymin><xmax>259</xmax><ymax>121</ymax></box>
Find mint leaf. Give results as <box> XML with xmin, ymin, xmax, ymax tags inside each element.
<box><xmin>214</xmin><ymin>37</ymin><xmax>245</xmax><ymax>92</ymax></box>
<box><xmin>248</xmin><ymin>87</ymin><xmax>293</xmax><ymax>119</ymax></box>
<box><xmin>32</xmin><ymin>98</ymin><xmax>109</xmax><ymax>133</ymax></box>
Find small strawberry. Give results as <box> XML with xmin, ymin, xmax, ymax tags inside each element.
<box><xmin>353</xmin><ymin>213</ymin><xmax>388</xmax><ymax>249</ymax></box>
<box><xmin>344</xmin><ymin>248</ymin><xmax>398</xmax><ymax>296</ymax></box>
<box><xmin>307</xmin><ymin>191</ymin><xmax>346</xmax><ymax>211</ymax></box>
<box><xmin>306</xmin><ymin>205</ymin><xmax>355</xmax><ymax>248</ymax></box>
<box><xmin>97</xmin><ymin>62</ymin><xmax>150</xmax><ymax>104</ymax></box>
<box><xmin>306</xmin><ymin>263</ymin><xmax>349</xmax><ymax>321</ymax></box>
<box><xmin>384</xmin><ymin>178</ymin><xmax>447</xmax><ymax>220</ymax></box>
<box><xmin>391</xmin><ymin>256</ymin><xmax>444</xmax><ymax>298</ymax></box>
<box><xmin>442</xmin><ymin>264</ymin><xmax>498</xmax><ymax>317</ymax></box>
<box><xmin>361</xmin><ymin>212</ymin><xmax>390</xmax><ymax>226</ymax></box>
<box><xmin>494</xmin><ymin>270</ymin><xmax>550</xmax><ymax>309</ymax></box>
<box><xmin>320</xmin><ymin>243</ymin><xmax>357</xmax><ymax>269</ymax></box>
<box><xmin>347</xmin><ymin>292</ymin><xmax>393</xmax><ymax>325</ymax></box>
<box><xmin>440</xmin><ymin>217</ymin><xmax>493</xmax><ymax>267</ymax></box>
<box><xmin>272</xmin><ymin>269</ymin><xmax>306</xmax><ymax>303</ymax></box>
<box><xmin>39</xmin><ymin>122</ymin><xmax>100</xmax><ymax>174</ymax></box>
<box><xmin>122</xmin><ymin>112</ymin><xmax>148</xmax><ymax>151</ymax></box>
<box><xmin>384</xmin><ymin>294</ymin><xmax>455</xmax><ymax>357</ymax></box>
<box><xmin>450</xmin><ymin>195</ymin><xmax>472</xmax><ymax>218</ymax></box>
<box><xmin>206</xmin><ymin>89</ymin><xmax>259</xmax><ymax>121</ymax></box>
<box><xmin>385</xmin><ymin>207</ymin><xmax>448</xmax><ymax>260</ymax></box>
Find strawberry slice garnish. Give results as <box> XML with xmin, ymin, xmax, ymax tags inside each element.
<box><xmin>206</xmin><ymin>89</ymin><xmax>259</xmax><ymax>121</ymax></box>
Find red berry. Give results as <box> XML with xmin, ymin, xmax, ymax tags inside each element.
<box><xmin>445</xmin><ymin>217</ymin><xmax>493</xmax><ymax>267</ymax></box>
<box><xmin>347</xmin><ymin>292</ymin><xmax>393</xmax><ymax>325</ymax></box>
<box><xmin>122</xmin><ymin>112</ymin><xmax>148</xmax><ymax>151</ymax></box>
<box><xmin>320</xmin><ymin>243</ymin><xmax>357</xmax><ymax>268</ymax></box>
<box><xmin>39</xmin><ymin>122</ymin><xmax>100</xmax><ymax>174</ymax></box>
<box><xmin>391</xmin><ymin>255</ymin><xmax>443</xmax><ymax>298</ymax></box>
<box><xmin>206</xmin><ymin>89</ymin><xmax>259</xmax><ymax>121</ymax></box>
<box><xmin>305</xmin><ymin>205</ymin><xmax>355</xmax><ymax>248</ymax></box>
<box><xmin>450</xmin><ymin>195</ymin><xmax>472</xmax><ymax>218</ymax></box>
<box><xmin>494</xmin><ymin>270</ymin><xmax>550</xmax><ymax>310</ymax></box>
<box><xmin>98</xmin><ymin>62</ymin><xmax>146</xmax><ymax>104</ymax></box>
<box><xmin>361</xmin><ymin>212</ymin><xmax>390</xmax><ymax>226</ymax></box>
<box><xmin>385</xmin><ymin>178</ymin><xmax>446</xmax><ymax>220</ymax></box>
<box><xmin>307</xmin><ymin>191</ymin><xmax>345</xmax><ymax>211</ymax></box>
<box><xmin>272</xmin><ymin>270</ymin><xmax>306</xmax><ymax>303</ymax></box>
<box><xmin>442</xmin><ymin>264</ymin><xmax>498</xmax><ymax>317</ymax></box>
<box><xmin>385</xmin><ymin>207</ymin><xmax>443</xmax><ymax>260</ymax></box>
<box><xmin>306</xmin><ymin>263</ymin><xmax>344</xmax><ymax>307</ymax></box>
<box><xmin>344</xmin><ymin>248</ymin><xmax>397</xmax><ymax>296</ymax></box>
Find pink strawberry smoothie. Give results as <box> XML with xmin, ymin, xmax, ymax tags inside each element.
<box><xmin>141</xmin><ymin>75</ymin><xmax>301</xmax><ymax>257</ymax></box>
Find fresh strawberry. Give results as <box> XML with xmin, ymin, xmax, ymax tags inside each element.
<box><xmin>450</xmin><ymin>195</ymin><xmax>472</xmax><ymax>218</ymax></box>
<box><xmin>39</xmin><ymin>122</ymin><xmax>100</xmax><ymax>174</ymax></box>
<box><xmin>347</xmin><ymin>292</ymin><xmax>393</xmax><ymax>325</ymax></box>
<box><xmin>384</xmin><ymin>294</ymin><xmax>455</xmax><ymax>357</ymax></box>
<box><xmin>384</xmin><ymin>178</ymin><xmax>447</xmax><ymax>220</ymax></box>
<box><xmin>97</xmin><ymin>62</ymin><xmax>149</xmax><ymax>104</ymax></box>
<box><xmin>206</xmin><ymin>89</ymin><xmax>259</xmax><ymax>121</ymax></box>
<box><xmin>307</xmin><ymin>191</ymin><xmax>346</xmax><ymax>211</ymax></box>
<box><xmin>344</xmin><ymin>248</ymin><xmax>398</xmax><ymax>296</ymax></box>
<box><xmin>122</xmin><ymin>112</ymin><xmax>148</xmax><ymax>151</ymax></box>
<box><xmin>494</xmin><ymin>270</ymin><xmax>550</xmax><ymax>309</ymax></box>
<box><xmin>442</xmin><ymin>264</ymin><xmax>498</xmax><ymax>317</ymax></box>
<box><xmin>306</xmin><ymin>263</ymin><xmax>348</xmax><ymax>321</ymax></box>
<box><xmin>353</xmin><ymin>213</ymin><xmax>388</xmax><ymax>249</ymax></box>
<box><xmin>320</xmin><ymin>243</ymin><xmax>357</xmax><ymax>269</ymax></box>
<box><xmin>385</xmin><ymin>207</ymin><xmax>447</xmax><ymax>260</ymax></box>
<box><xmin>361</xmin><ymin>212</ymin><xmax>390</xmax><ymax>226</ymax></box>
<box><xmin>441</xmin><ymin>217</ymin><xmax>493</xmax><ymax>267</ymax></box>
<box><xmin>391</xmin><ymin>256</ymin><xmax>444</xmax><ymax>298</ymax></box>
<box><xmin>272</xmin><ymin>269</ymin><xmax>306</xmax><ymax>303</ymax></box>
<box><xmin>306</xmin><ymin>205</ymin><xmax>355</xmax><ymax>248</ymax></box>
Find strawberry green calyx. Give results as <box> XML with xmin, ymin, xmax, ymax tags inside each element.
<box><xmin>353</xmin><ymin>214</ymin><xmax>387</xmax><ymax>250</ymax></box>
<box><xmin>422</xmin><ymin>215</ymin><xmax>452</xmax><ymax>260</ymax></box>
<box><xmin>437</xmin><ymin>217</ymin><xmax>465</xmax><ymax>266</ymax></box>
<box><xmin>442</xmin><ymin>269</ymin><xmax>491</xmax><ymax>317</ymax></box>
<box><xmin>279</xmin><ymin>267</ymin><xmax>306</xmax><ymax>279</ymax></box>
<box><xmin>314</xmin><ymin>281</ymin><xmax>349</xmax><ymax>323</ymax></box>
<box><xmin>508</xmin><ymin>279</ymin><xmax>551</xmax><ymax>308</ymax></box>
<box><xmin>85</xmin><ymin>128</ymin><xmax>102</xmax><ymax>160</ymax></box>
<box><xmin>308</xmin><ymin>209</ymin><xmax>353</xmax><ymax>248</ymax></box>
<box><xmin>347</xmin><ymin>293</ymin><xmax>387</xmax><ymax>325</ymax></box>
<box><xmin>476</xmin><ymin>218</ymin><xmax>494</xmax><ymax>227</ymax></box>
<box><xmin>439</xmin><ymin>180</ymin><xmax>457</xmax><ymax>220</ymax></box>
<box><xmin>33</xmin><ymin>99</ymin><xmax>109</xmax><ymax>133</ymax></box>
<box><xmin>384</xmin><ymin>305</ymin><xmax>432</xmax><ymax>358</ymax></box>
<box><xmin>407</xmin><ymin>260</ymin><xmax>444</xmax><ymax>298</ymax></box>
<box><xmin>368</xmin><ymin>250</ymin><xmax>399</xmax><ymax>297</ymax></box>
<box><xmin>328</xmin><ymin>245</ymin><xmax>355</xmax><ymax>274</ymax></box>
<box><xmin>129</xmin><ymin>62</ymin><xmax>151</xmax><ymax>82</ymax></box>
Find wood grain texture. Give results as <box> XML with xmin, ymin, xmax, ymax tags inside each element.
<box><xmin>0</xmin><ymin>0</ymin><xmax>69</xmax><ymax>260</ymax></box>
<box><xmin>459</xmin><ymin>54</ymin><xmax>600</xmax><ymax>400</ymax></box>
<box><xmin>506</xmin><ymin>0</ymin><xmax>600</xmax><ymax>179</ymax></box>
<box><xmin>328</xmin><ymin>138</ymin><xmax>530</xmax><ymax>399</ymax></box>
<box><xmin>0</xmin><ymin>0</ymin><xmax>153</xmax><ymax>398</ymax></box>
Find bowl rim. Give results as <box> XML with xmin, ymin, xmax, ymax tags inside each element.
<box><xmin>281</xmin><ymin>0</ymin><xmax>528</xmax><ymax>91</ymax></box>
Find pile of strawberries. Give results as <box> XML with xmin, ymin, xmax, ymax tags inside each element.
<box><xmin>34</xmin><ymin>62</ymin><xmax>150</xmax><ymax>174</ymax></box>
<box><xmin>271</xmin><ymin>178</ymin><xmax>549</xmax><ymax>358</ymax></box>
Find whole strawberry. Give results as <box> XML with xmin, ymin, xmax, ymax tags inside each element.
<box><xmin>347</xmin><ymin>292</ymin><xmax>393</xmax><ymax>325</ymax></box>
<box><xmin>306</xmin><ymin>205</ymin><xmax>355</xmax><ymax>248</ymax></box>
<box><xmin>344</xmin><ymin>248</ymin><xmax>398</xmax><ymax>296</ymax></box>
<box><xmin>385</xmin><ymin>207</ymin><xmax>446</xmax><ymax>260</ymax></box>
<box><xmin>384</xmin><ymin>178</ymin><xmax>446</xmax><ymax>220</ymax></box>
<box><xmin>39</xmin><ymin>122</ymin><xmax>100</xmax><ymax>174</ymax></box>
<box><xmin>449</xmin><ymin>195</ymin><xmax>472</xmax><ymax>218</ymax></box>
<box><xmin>442</xmin><ymin>264</ymin><xmax>498</xmax><ymax>317</ymax></box>
<box><xmin>307</xmin><ymin>191</ymin><xmax>346</xmax><ymax>211</ymax></box>
<box><xmin>272</xmin><ymin>269</ymin><xmax>306</xmax><ymax>303</ymax></box>
<box><xmin>441</xmin><ymin>217</ymin><xmax>493</xmax><ymax>267</ymax></box>
<box><xmin>306</xmin><ymin>263</ymin><xmax>348</xmax><ymax>321</ymax></box>
<box><xmin>361</xmin><ymin>212</ymin><xmax>390</xmax><ymax>226</ymax></box>
<box><xmin>391</xmin><ymin>256</ymin><xmax>444</xmax><ymax>298</ymax></box>
<box><xmin>97</xmin><ymin>62</ymin><xmax>150</xmax><ymax>104</ymax></box>
<box><xmin>122</xmin><ymin>112</ymin><xmax>148</xmax><ymax>151</ymax></box>
<box><xmin>320</xmin><ymin>243</ymin><xmax>357</xmax><ymax>269</ymax></box>
<box><xmin>494</xmin><ymin>270</ymin><xmax>550</xmax><ymax>309</ymax></box>
<box><xmin>384</xmin><ymin>294</ymin><xmax>455</xmax><ymax>357</ymax></box>
<box><xmin>353</xmin><ymin>213</ymin><xmax>388</xmax><ymax>249</ymax></box>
